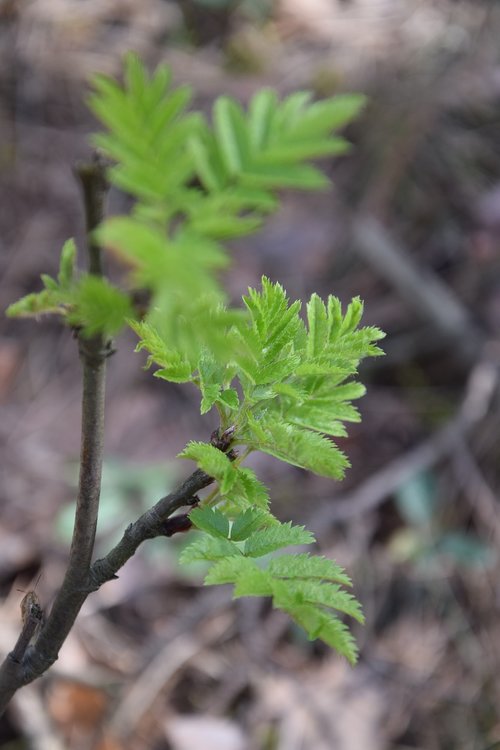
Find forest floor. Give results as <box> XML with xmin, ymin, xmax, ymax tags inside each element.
<box><xmin>1</xmin><ymin>1</ymin><xmax>500</xmax><ymax>748</ymax></box>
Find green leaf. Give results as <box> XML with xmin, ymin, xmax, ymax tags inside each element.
<box><xmin>147</xmin><ymin>294</ymin><xmax>240</xmax><ymax>369</ymax></box>
<box><xmin>96</xmin><ymin>219</ymin><xmax>228</xmax><ymax>333</ymax></box>
<box><xmin>131</xmin><ymin>319</ymin><xmax>194</xmax><ymax>383</ymax></box>
<box><xmin>241</xmin><ymin>163</ymin><xmax>329</xmax><ymax>190</ymax></box>
<box><xmin>279</xmin><ymin>599</ymin><xmax>359</xmax><ymax>664</ymax></box>
<box><xmin>276</xmin><ymin>91</ymin><xmax>312</xmax><ymax>127</ymax></box>
<box><xmin>340</xmin><ymin>296</ymin><xmax>364</xmax><ymax>335</ymax></box>
<box><xmin>95</xmin><ymin>218</ymin><xmax>170</xmax><ymax>281</ymax></box>
<box><xmin>199</xmin><ymin>547</ymin><xmax>360</xmax><ymax>661</ymax></box>
<box><xmin>280</xmin><ymin>580</ymin><xmax>364</xmax><ymax>623</ymax></box>
<box><xmin>217</xmin><ymin>388</ymin><xmax>240</xmax><ymax>410</ymax></box>
<box><xmin>204</xmin><ymin>555</ymin><xmax>261</xmax><ymax>585</ymax></box>
<box><xmin>285</xmin><ymin>396</ymin><xmax>361</xmax><ymax>436</ymax></box>
<box><xmin>41</xmin><ymin>274</ymin><xmax>58</xmax><ymax>291</ymax></box>
<box><xmin>230</xmin><ymin>507</ymin><xmax>274</xmax><ymax>541</ymax></box>
<box><xmin>244</xmin><ymin>521</ymin><xmax>314</xmax><ymax>557</ymax></box>
<box><xmin>308</xmin><ymin>611</ymin><xmax>359</xmax><ymax>663</ymax></box>
<box><xmin>205</xmin><ymin>556</ymin><xmax>274</xmax><ymax>597</ymax></box>
<box><xmin>306</xmin><ymin>293</ymin><xmax>328</xmax><ymax>359</ymax></box>
<box><xmin>70</xmin><ymin>276</ymin><xmax>134</xmax><ymax>337</ymax></box>
<box><xmin>198</xmin><ymin>353</ymin><xmax>224</xmax><ymax>414</ymax></box>
<box><xmin>154</xmin><ymin>364</ymin><xmax>195</xmax><ymax>383</ymax></box>
<box><xmin>190</xmin><ymin>212</ymin><xmax>262</xmax><ymax>240</ymax></box>
<box><xmin>233</xmin><ymin>566</ymin><xmax>274</xmax><ymax>597</ymax></box>
<box><xmin>286</xmin><ymin>94</ymin><xmax>367</xmax><ymax>139</ymax></box>
<box><xmin>6</xmin><ymin>237</ymin><xmax>79</xmax><ymax>321</ymax></box>
<box><xmin>180</xmin><ymin>535</ymin><xmax>242</xmax><ymax>563</ymax></box>
<box><xmin>179</xmin><ymin>442</ymin><xmax>236</xmax><ymax>493</ymax></box>
<box><xmin>248</xmin><ymin>88</ymin><xmax>277</xmax><ymax>150</ymax></box>
<box><xmin>271</xmin><ymin>383</ymin><xmax>308</xmax><ymax>402</ymax></box>
<box><xmin>189</xmin><ymin>506</ymin><xmax>230</xmax><ymax>539</ymax></box>
<box><xmin>235</xmin><ymin>277</ymin><xmax>304</xmax><ymax>387</ymax></box>
<box><xmin>200</xmin><ymin>385</ymin><xmax>221</xmax><ymax>414</ymax></box>
<box><xmin>213</xmin><ymin>96</ymin><xmax>250</xmax><ymax>177</ymax></box>
<box><xmin>124</xmin><ymin>52</ymin><xmax>147</xmax><ymax>103</ymax></box>
<box><xmin>245</xmin><ymin>415</ymin><xmax>348</xmax><ymax>479</ymax></box>
<box><xmin>258</xmin><ymin>137</ymin><xmax>350</xmax><ymax>165</ymax></box>
<box><xmin>6</xmin><ymin>290</ymin><xmax>66</xmax><ymax>319</ymax></box>
<box><xmin>89</xmin><ymin>55</ymin><xmax>197</xmax><ymax>209</ymax></box>
<box><xmin>188</xmin><ymin>129</ymin><xmax>226</xmax><ymax>192</ymax></box>
<box><xmin>233</xmin><ymin>467</ymin><xmax>270</xmax><ymax>510</ymax></box>
<box><xmin>268</xmin><ymin>553</ymin><xmax>352</xmax><ymax>587</ymax></box>
<box><xmin>57</xmin><ymin>239</ymin><xmax>77</xmax><ymax>287</ymax></box>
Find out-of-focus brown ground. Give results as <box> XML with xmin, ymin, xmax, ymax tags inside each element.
<box><xmin>1</xmin><ymin>1</ymin><xmax>500</xmax><ymax>748</ymax></box>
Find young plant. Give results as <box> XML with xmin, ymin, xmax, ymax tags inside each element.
<box><xmin>1</xmin><ymin>54</ymin><xmax>383</xmax><ymax>713</ymax></box>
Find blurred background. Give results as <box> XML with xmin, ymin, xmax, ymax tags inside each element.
<box><xmin>1</xmin><ymin>1</ymin><xmax>500</xmax><ymax>748</ymax></box>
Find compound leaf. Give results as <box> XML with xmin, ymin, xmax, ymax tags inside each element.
<box><xmin>180</xmin><ymin>535</ymin><xmax>242</xmax><ymax>564</ymax></box>
<box><xmin>189</xmin><ymin>506</ymin><xmax>230</xmax><ymax>539</ymax></box>
<box><xmin>244</xmin><ymin>521</ymin><xmax>314</xmax><ymax>558</ymax></box>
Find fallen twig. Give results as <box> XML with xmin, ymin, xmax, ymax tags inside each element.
<box><xmin>311</xmin><ymin>351</ymin><xmax>500</xmax><ymax>532</ymax></box>
<box><xmin>351</xmin><ymin>215</ymin><xmax>483</xmax><ymax>363</ymax></box>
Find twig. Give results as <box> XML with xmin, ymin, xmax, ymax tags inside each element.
<box><xmin>310</xmin><ymin>352</ymin><xmax>500</xmax><ymax>533</ymax></box>
<box><xmin>24</xmin><ymin>156</ymin><xmax>111</xmax><ymax>668</ymax></box>
<box><xmin>109</xmin><ymin>595</ymin><xmax>231</xmax><ymax>738</ymax></box>
<box><xmin>0</xmin><ymin>464</ymin><xmax>216</xmax><ymax>715</ymax></box>
<box><xmin>450</xmin><ymin>438</ymin><xmax>500</xmax><ymax>547</ymax></box>
<box><xmin>0</xmin><ymin>155</ymin><xmax>110</xmax><ymax>714</ymax></box>
<box><xmin>89</xmin><ymin>469</ymin><xmax>213</xmax><ymax>588</ymax></box>
<box><xmin>351</xmin><ymin>215</ymin><xmax>483</xmax><ymax>363</ymax></box>
<box><xmin>76</xmin><ymin>153</ymin><xmax>110</xmax><ymax>276</ymax></box>
<box><xmin>89</xmin><ymin>431</ymin><xmax>238</xmax><ymax>587</ymax></box>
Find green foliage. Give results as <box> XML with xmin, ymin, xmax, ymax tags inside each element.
<box><xmin>154</xmin><ymin>275</ymin><xmax>382</xmax><ymax>659</ymax></box>
<box><xmin>8</xmin><ymin>55</ymin><xmax>366</xmax><ymax>350</ymax></box>
<box><xmin>6</xmin><ymin>239</ymin><xmax>132</xmax><ymax>337</ymax></box>
<box><xmin>243</xmin><ymin>416</ymin><xmax>349</xmax><ymax>478</ymax></box>
<box><xmin>88</xmin><ymin>54</ymin><xmax>198</xmax><ymax>211</ymax></box>
<box><xmin>185</xmin><ymin>508</ymin><xmax>362</xmax><ymax>663</ymax></box>
<box><xmin>85</xmin><ymin>53</ymin><xmax>365</xmax><ymax>350</ymax></box>
<box><xmin>179</xmin><ymin>442</ymin><xmax>238</xmax><ymax>493</ymax></box>
<box><xmin>152</xmin><ymin>277</ymin><xmax>384</xmax><ymax>483</ymax></box>
<box><xmin>6</xmin><ymin>54</ymin><xmax>380</xmax><ymax>661</ymax></box>
<box><xmin>69</xmin><ymin>277</ymin><xmax>134</xmax><ymax>337</ymax></box>
<box><xmin>243</xmin><ymin>522</ymin><xmax>314</xmax><ymax>557</ymax></box>
<box><xmin>6</xmin><ymin>239</ymin><xmax>76</xmax><ymax>320</ymax></box>
<box><xmin>193</xmin><ymin>89</ymin><xmax>364</xmax><ymax>194</ymax></box>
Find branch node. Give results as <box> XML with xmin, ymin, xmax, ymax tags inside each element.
<box><xmin>210</xmin><ymin>425</ymin><xmax>236</xmax><ymax>452</ymax></box>
<box><xmin>77</xmin><ymin>334</ymin><xmax>114</xmax><ymax>367</ymax></box>
<box><xmin>159</xmin><ymin>511</ymin><xmax>196</xmax><ymax>537</ymax></box>
<box><xmin>23</xmin><ymin>645</ymin><xmax>57</xmax><ymax>681</ymax></box>
<box><xmin>88</xmin><ymin>559</ymin><xmax>119</xmax><ymax>589</ymax></box>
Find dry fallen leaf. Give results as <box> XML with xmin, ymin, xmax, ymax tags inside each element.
<box><xmin>48</xmin><ymin>680</ymin><xmax>108</xmax><ymax>731</ymax></box>
<box><xmin>164</xmin><ymin>715</ymin><xmax>247</xmax><ymax>750</ymax></box>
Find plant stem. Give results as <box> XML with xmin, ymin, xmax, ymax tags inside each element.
<box><xmin>89</xmin><ymin>468</ymin><xmax>215</xmax><ymax>587</ymax></box>
<box><xmin>76</xmin><ymin>153</ymin><xmax>109</xmax><ymax>276</ymax></box>
<box><xmin>0</xmin><ymin>154</ymin><xmax>110</xmax><ymax>715</ymax></box>
<box><xmin>27</xmin><ymin>157</ymin><xmax>111</xmax><ymax>665</ymax></box>
<box><xmin>0</xmin><ymin>152</ymin><xmax>235</xmax><ymax>716</ymax></box>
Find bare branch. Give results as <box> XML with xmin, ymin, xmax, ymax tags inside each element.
<box><xmin>0</xmin><ymin>456</ymin><xmax>216</xmax><ymax>716</ymax></box>
<box><xmin>89</xmin><ymin>469</ymin><xmax>213</xmax><ymax>588</ymax></box>
<box><xmin>0</xmin><ymin>155</ymin><xmax>110</xmax><ymax>715</ymax></box>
